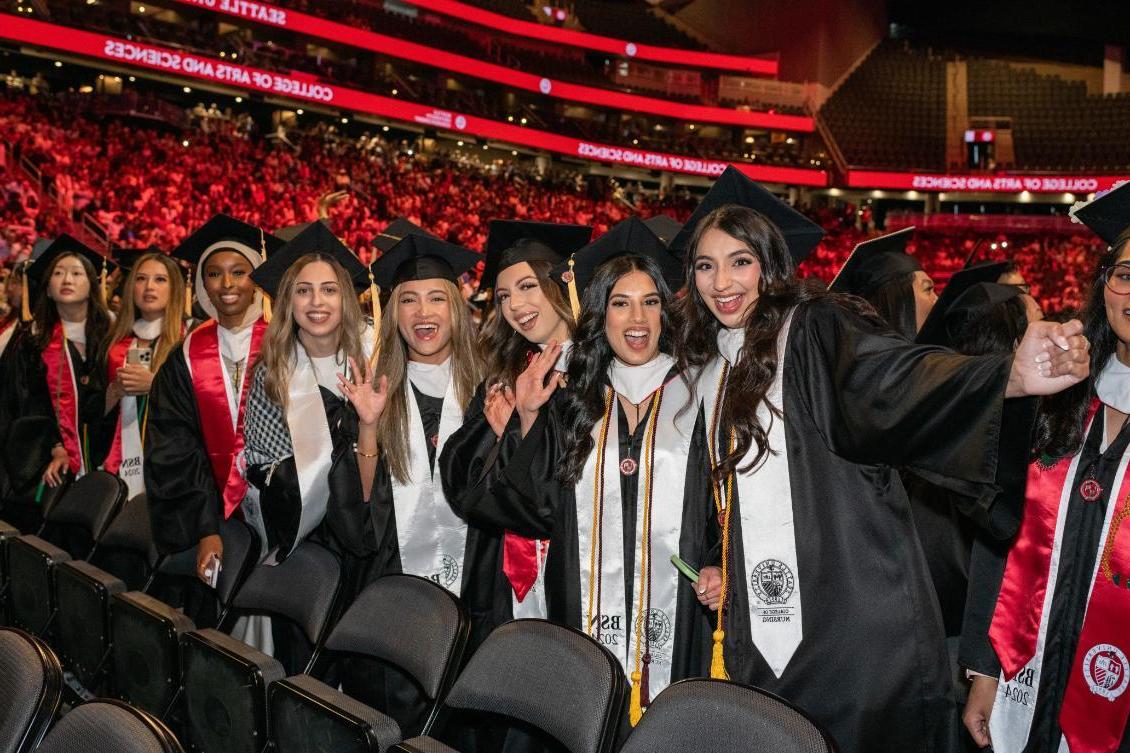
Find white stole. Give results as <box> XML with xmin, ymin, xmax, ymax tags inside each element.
<box><xmin>575</xmin><ymin>374</ymin><xmax>695</xmax><ymax>697</ymax></box>
<box><xmin>118</xmin><ymin>337</ymin><xmax>146</xmax><ymax>498</ymax></box>
<box><xmin>990</xmin><ymin>412</ymin><xmax>1128</xmax><ymax>753</ymax></box>
<box><xmin>698</xmin><ymin>314</ymin><xmax>802</xmax><ymax>678</ymax></box>
<box><xmin>391</xmin><ymin>374</ymin><xmax>469</xmax><ymax>594</ymax></box>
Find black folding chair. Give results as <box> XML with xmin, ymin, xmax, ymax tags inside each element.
<box><xmin>6</xmin><ymin>472</ymin><xmax>126</xmax><ymax>638</ymax></box>
<box><xmin>392</xmin><ymin>619</ymin><xmax>626</xmax><ymax>753</ymax></box>
<box><xmin>617</xmin><ymin>678</ymin><xmax>838</xmax><ymax>753</ymax></box>
<box><xmin>0</xmin><ymin>627</ymin><xmax>63</xmax><ymax>753</ymax></box>
<box><xmin>34</xmin><ymin>698</ymin><xmax>184</xmax><ymax>753</ymax></box>
<box><xmin>268</xmin><ymin>574</ymin><xmax>471</xmax><ymax>753</ymax></box>
<box><xmin>0</xmin><ymin>519</ymin><xmax>20</xmax><ymax>623</ymax></box>
<box><xmin>109</xmin><ymin>518</ymin><xmax>261</xmax><ymax>719</ymax></box>
<box><xmin>53</xmin><ymin>493</ymin><xmax>162</xmax><ymax>694</ymax></box>
<box><xmin>180</xmin><ymin>540</ymin><xmax>343</xmax><ymax>753</ymax></box>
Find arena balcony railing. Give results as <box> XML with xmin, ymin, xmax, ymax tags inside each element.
<box><xmin>157</xmin><ymin>0</ymin><xmax>813</xmax><ymax>132</ymax></box>
<box><xmin>0</xmin><ymin>13</ymin><xmax>828</xmax><ymax>185</ymax></box>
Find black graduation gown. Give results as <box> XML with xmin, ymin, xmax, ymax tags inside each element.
<box><xmin>438</xmin><ymin>381</ymin><xmax>530</xmax><ymax>649</ymax></box>
<box><xmin>962</xmin><ymin>414</ymin><xmax>1130</xmax><ymax>753</ymax></box>
<box><xmin>0</xmin><ymin>327</ymin><xmax>106</xmax><ymax>529</ymax></box>
<box><xmin>144</xmin><ymin>346</ymin><xmax>225</xmax><ymax>555</ymax></box>
<box><xmin>324</xmin><ymin>385</ymin><xmax>469</xmax><ymax>739</ymax></box>
<box><xmin>709</xmin><ymin>300</ymin><xmax>1026</xmax><ymax>753</ymax></box>
<box><xmin>465</xmin><ymin>372</ymin><xmax>719</xmax><ymax>689</ymax></box>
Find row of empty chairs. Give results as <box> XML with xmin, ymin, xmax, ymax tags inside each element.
<box><xmin>0</xmin><ymin>472</ymin><xmax>836</xmax><ymax>753</ymax></box>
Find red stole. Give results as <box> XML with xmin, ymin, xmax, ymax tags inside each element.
<box><xmin>187</xmin><ymin>318</ymin><xmax>266</xmax><ymax>520</ymax></box>
<box><xmin>101</xmin><ymin>335</ymin><xmax>135</xmax><ymax>474</ymax></box>
<box><xmin>990</xmin><ymin>401</ymin><xmax>1130</xmax><ymax>753</ymax></box>
<box><xmin>502</xmin><ymin>349</ymin><xmax>546</xmax><ymax>601</ymax></box>
<box><xmin>41</xmin><ymin>323</ymin><xmax>84</xmax><ymax>474</ymax></box>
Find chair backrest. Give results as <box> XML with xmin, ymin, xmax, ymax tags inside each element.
<box><xmin>0</xmin><ymin>628</ymin><xmax>63</xmax><ymax>753</ymax></box>
<box><xmin>34</xmin><ymin>699</ymin><xmax>184</xmax><ymax>753</ymax></box>
<box><xmin>98</xmin><ymin>493</ymin><xmax>159</xmax><ymax>568</ymax></box>
<box><xmin>44</xmin><ymin>472</ymin><xmax>127</xmax><ymax>556</ymax></box>
<box><xmin>617</xmin><ymin>679</ymin><xmax>838</xmax><ymax>753</ymax></box>
<box><xmin>231</xmin><ymin>540</ymin><xmax>341</xmax><ymax>647</ymax></box>
<box><xmin>443</xmin><ymin>620</ymin><xmax>625</xmax><ymax>753</ymax></box>
<box><xmin>215</xmin><ymin>517</ymin><xmax>260</xmax><ymax>611</ymax></box>
<box><xmin>325</xmin><ymin>574</ymin><xmax>469</xmax><ymax>701</ymax></box>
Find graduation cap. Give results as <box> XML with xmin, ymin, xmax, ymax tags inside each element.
<box><xmin>554</xmin><ymin>217</ymin><xmax>682</xmax><ymax>320</ymax></box>
<box><xmin>273</xmin><ymin>221</ymin><xmax>316</xmax><ymax>244</ymax></box>
<box><xmin>251</xmin><ymin>220</ymin><xmax>370</xmax><ymax>299</ymax></box>
<box><xmin>481</xmin><ymin>220</ymin><xmax>592</xmax><ymax>294</ymax></box>
<box><xmin>936</xmin><ymin>282</ymin><xmax>1023</xmax><ymax>349</ymax></box>
<box><xmin>643</xmin><ymin>214</ymin><xmax>683</xmax><ymax>248</ymax></box>
<box><xmin>112</xmin><ymin>245</ymin><xmax>164</xmax><ymax>273</ymax></box>
<box><xmin>916</xmin><ymin>261</ymin><xmax>1009</xmax><ymax>346</ymax></box>
<box><xmin>172</xmin><ymin>213</ymin><xmax>282</xmax><ymax>268</ymax></box>
<box><xmin>668</xmin><ymin>166</ymin><xmax>825</xmax><ymax>263</ymax></box>
<box><xmin>1070</xmin><ymin>181</ymin><xmax>1130</xmax><ymax>248</ymax></box>
<box><xmin>374</xmin><ymin>217</ymin><xmax>430</xmax><ymax>254</ymax></box>
<box><xmin>828</xmin><ymin>227</ymin><xmax>919</xmax><ymax>295</ymax></box>
<box><xmin>25</xmin><ymin>235</ymin><xmax>117</xmax><ymax>318</ymax></box>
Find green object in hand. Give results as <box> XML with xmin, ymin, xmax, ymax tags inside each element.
<box><xmin>34</xmin><ymin>481</ymin><xmax>45</xmax><ymax>505</ymax></box>
<box><xmin>670</xmin><ymin>554</ymin><xmax>700</xmax><ymax>582</ymax></box>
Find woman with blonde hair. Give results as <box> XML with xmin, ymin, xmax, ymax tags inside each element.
<box><xmin>101</xmin><ymin>251</ymin><xmax>186</xmax><ymax>498</ymax></box>
<box><xmin>325</xmin><ymin>229</ymin><xmax>481</xmax><ymax>732</ymax></box>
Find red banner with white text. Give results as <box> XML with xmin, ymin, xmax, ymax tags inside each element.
<box><xmin>847</xmin><ymin>170</ymin><xmax>1130</xmax><ymax>194</ymax></box>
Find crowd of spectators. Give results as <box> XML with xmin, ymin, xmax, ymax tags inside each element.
<box><xmin>0</xmin><ymin>89</ymin><xmax>1105</xmax><ymax>315</ymax></box>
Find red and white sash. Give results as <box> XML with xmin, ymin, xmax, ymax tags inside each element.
<box><xmin>41</xmin><ymin>323</ymin><xmax>85</xmax><ymax>476</ymax></box>
<box><xmin>184</xmin><ymin>318</ymin><xmax>266</xmax><ymax>520</ymax></box>
<box><xmin>102</xmin><ymin>336</ymin><xmax>142</xmax><ymax>496</ymax></box>
<box><xmin>990</xmin><ymin>401</ymin><xmax>1130</xmax><ymax>753</ymax></box>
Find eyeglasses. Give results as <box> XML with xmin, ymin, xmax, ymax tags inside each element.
<box><xmin>1102</xmin><ymin>264</ymin><xmax>1130</xmax><ymax>295</ymax></box>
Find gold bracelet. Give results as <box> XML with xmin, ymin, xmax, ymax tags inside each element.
<box><xmin>353</xmin><ymin>443</ymin><xmax>379</xmax><ymax>459</ymax></box>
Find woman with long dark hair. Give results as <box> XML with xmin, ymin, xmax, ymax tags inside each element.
<box><xmin>829</xmin><ymin>226</ymin><xmax>937</xmax><ymax>339</ymax></box>
<box><xmin>466</xmin><ymin>217</ymin><xmax>720</xmax><ymax>726</ymax></box>
<box><xmin>100</xmin><ymin>252</ymin><xmax>186</xmax><ymax>498</ymax></box>
<box><xmin>962</xmin><ymin>183</ymin><xmax>1130</xmax><ymax>753</ymax></box>
<box><xmin>668</xmin><ymin>167</ymin><xmax>1090</xmax><ymax>753</ymax></box>
<box><xmin>439</xmin><ymin>219</ymin><xmax>590</xmax><ymax>643</ymax></box>
<box><xmin>0</xmin><ymin>236</ymin><xmax>114</xmax><ymax>509</ymax></box>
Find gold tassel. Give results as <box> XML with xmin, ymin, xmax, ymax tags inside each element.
<box><xmin>184</xmin><ymin>269</ymin><xmax>193</xmax><ymax>318</ymax></box>
<box><xmin>629</xmin><ymin>671</ymin><xmax>643</xmax><ymax>726</ymax></box>
<box><xmin>565</xmin><ymin>256</ymin><xmax>581</xmax><ymax>323</ymax></box>
<box><xmin>20</xmin><ymin>263</ymin><xmax>31</xmax><ymax>322</ymax></box>
<box><xmin>100</xmin><ymin>258</ymin><xmax>109</xmax><ymax>305</ymax></box>
<box><xmin>711</xmin><ymin>470</ymin><xmax>733</xmax><ymax>680</ymax></box>
<box><xmin>259</xmin><ymin>228</ymin><xmax>272</xmax><ymax>323</ymax></box>
<box><xmin>369</xmin><ymin>270</ymin><xmax>381</xmax><ymax>364</ymax></box>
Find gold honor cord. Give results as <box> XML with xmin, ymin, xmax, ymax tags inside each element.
<box><xmin>586</xmin><ymin>387</ymin><xmax>615</xmax><ymax>642</ymax></box>
<box><xmin>706</xmin><ymin>361</ymin><xmax>733</xmax><ymax>680</ymax></box>
<box><xmin>630</xmin><ymin>387</ymin><xmax>663</xmax><ymax>726</ymax></box>
<box><xmin>20</xmin><ymin>262</ymin><xmax>31</xmax><ymax>322</ymax></box>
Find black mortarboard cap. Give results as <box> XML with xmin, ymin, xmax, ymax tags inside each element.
<box><xmin>369</xmin><ymin>233</ymin><xmax>481</xmax><ymax>290</ymax></box>
<box><xmin>251</xmin><ymin>220</ymin><xmax>370</xmax><ymax>298</ymax></box>
<box><xmin>374</xmin><ymin>217</ymin><xmax>431</xmax><ymax>253</ymax></box>
<box><xmin>112</xmin><ymin>245</ymin><xmax>164</xmax><ymax>273</ymax></box>
<box><xmin>481</xmin><ymin>220</ymin><xmax>592</xmax><ymax>292</ymax></box>
<box><xmin>1070</xmin><ymin>182</ymin><xmax>1130</xmax><ymax>247</ymax></box>
<box><xmin>668</xmin><ymin>166</ymin><xmax>825</xmax><ymax>263</ymax></box>
<box><xmin>643</xmin><ymin>215</ymin><xmax>684</xmax><ymax>248</ymax></box>
<box><xmin>273</xmin><ymin>221</ymin><xmax>316</xmax><ymax>244</ymax></box>
<box><xmin>937</xmin><ymin>282</ymin><xmax>1023</xmax><ymax>349</ymax></box>
<box><xmin>27</xmin><ymin>234</ymin><xmax>116</xmax><ymax>291</ymax></box>
<box><xmin>172</xmin><ymin>213</ymin><xmax>282</xmax><ymax>266</ymax></box>
<box><xmin>828</xmin><ymin>227</ymin><xmax>919</xmax><ymax>295</ymax></box>
<box><xmin>556</xmin><ymin>216</ymin><xmax>683</xmax><ymax>295</ymax></box>
<box><xmin>916</xmin><ymin>261</ymin><xmax>1009</xmax><ymax>346</ymax></box>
